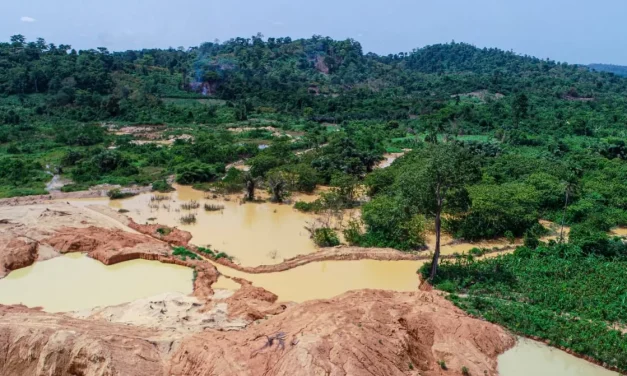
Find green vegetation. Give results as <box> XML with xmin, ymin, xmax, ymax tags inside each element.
<box><xmin>172</xmin><ymin>246</ymin><xmax>200</xmax><ymax>260</ymax></box>
<box><xmin>107</xmin><ymin>188</ymin><xmax>136</xmax><ymax>199</ymax></box>
<box><xmin>152</xmin><ymin>179</ymin><xmax>174</xmax><ymax>192</ymax></box>
<box><xmin>196</xmin><ymin>246</ymin><xmax>215</xmax><ymax>257</ymax></box>
<box><xmin>312</xmin><ymin>227</ymin><xmax>340</xmax><ymax>247</ymax></box>
<box><xmin>214</xmin><ymin>252</ymin><xmax>232</xmax><ymax>260</ymax></box>
<box><xmin>156</xmin><ymin>227</ymin><xmax>172</xmax><ymax>236</ymax></box>
<box><xmin>2</xmin><ymin>34</ymin><xmax>627</xmax><ymax>369</ymax></box>
<box><xmin>422</xmin><ymin>241</ymin><xmax>627</xmax><ymax>372</ymax></box>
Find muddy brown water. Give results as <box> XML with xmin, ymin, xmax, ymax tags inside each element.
<box><xmin>498</xmin><ymin>338</ymin><xmax>619</xmax><ymax>376</ymax></box>
<box><xmin>212</xmin><ymin>260</ymin><xmax>424</xmax><ymax>302</ymax></box>
<box><xmin>0</xmin><ymin>253</ymin><xmax>193</xmax><ymax>312</ymax></box>
<box><xmin>67</xmin><ymin>185</ymin><xmax>320</xmax><ymax>267</ymax></box>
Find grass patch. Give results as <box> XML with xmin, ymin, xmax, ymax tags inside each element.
<box><xmin>172</xmin><ymin>246</ymin><xmax>200</xmax><ymax>260</ymax></box>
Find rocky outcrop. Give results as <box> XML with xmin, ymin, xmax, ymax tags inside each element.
<box><xmin>0</xmin><ymin>290</ymin><xmax>515</xmax><ymax>376</ymax></box>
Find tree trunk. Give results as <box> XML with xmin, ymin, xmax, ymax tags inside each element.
<box><xmin>559</xmin><ymin>189</ymin><xmax>570</xmax><ymax>243</ymax></box>
<box><xmin>246</xmin><ymin>181</ymin><xmax>255</xmax><ymax>201</ymax></box>
<box><xmin>429</xmin><ymin>210</ymin><xmax>442</xmax><ymax>281</ymax></box>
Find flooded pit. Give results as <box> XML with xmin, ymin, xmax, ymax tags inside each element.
<box><xmin>498</xmin><ymin>338</ymin><xmax>619</xmax><ymax>376</ymax></box>
<box><xmin>213</xmin><ymin>260</ymin><xmax>423</xmax><ymax>302</ymax></box>
<box><xmin>0</xmin><ymin>254</ymin><xmax>193</xmax><ymax>312</ymax></box>
<box><xmin>67</xmin><ymin>185</ymin><xmax>322</xmax><ymax>266</ymax></box>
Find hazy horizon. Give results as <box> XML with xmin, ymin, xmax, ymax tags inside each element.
<box><xmin>3</xmin><ymin>0</ymin><xmax>626</xmax><ymax>65</ymax></box>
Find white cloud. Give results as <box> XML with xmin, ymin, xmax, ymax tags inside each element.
<box><xmin>20</xmin><ymin>16</ymin><xmax>36</xmax><ymax>23</ymax></box>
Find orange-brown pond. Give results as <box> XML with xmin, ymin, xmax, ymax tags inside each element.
<box><xmin>0</xmin><ymin>253</ymin><xmax>193</xmax><ymax>312</ymax></box>
<box><xmin>67</xmin><ymin>185</ymin><xmax>321</xmax><ymax>266</ymax></box>
<box><xmin>212</xmin><ymin>260</ymin><xmax>423</xmax><ymax>302</ymax></box>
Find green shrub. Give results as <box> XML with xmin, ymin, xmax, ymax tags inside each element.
<box><xmin>152</xmin><ymin>179</ymin><xmax>174</xmax><ymax>192</ymax></box>
<box><xmin>172</xmin><ymin>246</ymin><xmax>200</xmax><ymax>260</ymax></box>
<box><xmin>107</xmin><ymin>188</ymin><xmax>136</xmax><ymax>200</ymax></box>
<box><xmin>294</xmin><ymin>200</ymin><xmax>322</xmax><ymax>213</ymax></box>
<box><xmin>313</xmin><ymin>227</ymin><xmax>340</xmax><ymax>247</ymax></box>
<box><xmin>197</xmin><ymin>247</ymin><xmax>215</xmax><ymax>257</ymax></box>
<box><xmin>343</xmin><ymin>219</ymin><xmax>364</xmax><ymax>245</ymax></box>
<box><xmin>176</xmin><ymin>162</ymin><xmax>217</xmax><ymax>184</ymax></box>
<box><xmin>215</xmin><ymin>252</ymin><xmax>231</xmax><ymax>260</ymax></box>
<box><xmin>156</xmin><ymin>227</ymin><xmax>172</xmax><ymax>236</ymax></box>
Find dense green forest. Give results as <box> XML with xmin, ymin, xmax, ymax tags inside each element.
<box><xmin>589</xmin><ymin>63</ymin><xmax>627</xmax><ymax>77</ymax></box>
<box><xmin>1</xmin><ymin>34</ymin><xmax>626</xmax><ymax>370</ymax></box>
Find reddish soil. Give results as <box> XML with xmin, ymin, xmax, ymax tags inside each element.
<box><xmin>0</xmin><ymin>290</ymin><xmax>515</xmax><ymax>376</ymax></box>
<box><xmin>128</xmin><ymin>220</ymin><xmax>193</xmax><ymax>247</ymax></box>
<box><xmin>0</xmin><ymin>236</ymin><xmax>38</xmax><ymax>278</ymax></box>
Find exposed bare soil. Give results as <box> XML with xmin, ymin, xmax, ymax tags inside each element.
<box><xmin>0</xmin><ymin>290</ymin><xmax>514</xmax><ymax>376</ymax></box>
<box><xmin>0</xmin><ymin>201</ymin><xmax>518</xmax><ymax>375</ymax></box>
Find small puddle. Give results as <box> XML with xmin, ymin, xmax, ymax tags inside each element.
<box><xmin>0</xmin><ymin>254</ymin><xmax>193</xmax><ymax>312</ymax></box>
<box><xmin>498</xmin><ymin>338</ymin><xmax>619</xmax><ymax>376</ymax></box>
<box><xmin>213</xmin><ymin>260</ymin><xmax>423</xmax><ymax>302</ymax></box>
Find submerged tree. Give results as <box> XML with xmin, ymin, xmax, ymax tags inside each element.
<box><xmin>243</xmin><ymin>172</ymin><xmax>259</xmax><ymax>201</ymax></box>
<box><xmin>396</xmin><ymin>144</ymin><xmax>480</xmax><ymax>280</ymax></box>
<box><xmin>267</xmin><ymin>170</ymin><xmax>288</xmax><ymax>203</ymax></box>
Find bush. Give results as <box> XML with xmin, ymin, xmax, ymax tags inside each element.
<box><xmin>152</xmin><ymin>179</ymin><xmax>174</xmax><ymax>192</ymax></box>
<box><xmin>215</xmin><ymin>252</ymin><xmax>232</xmax><ymax>260</ymax></box>
<box><xmin>156</xmin><ymin>227</ymin><xmax>172</xmax><ymax>236</ymax></box>
<box><xmin>448</xmin><ymin>183</ymin><xmax>540</xmax><ymax>240</ymax></box>
<box><xmin>197</xmin><ymin>247</ymin><xmax>215</xmax><ymax>257</ymax></box>
<box><xmin>107</xmin><ymin>189</ymin><xmax>136</xmax><ymax>199</ymax></box>
<box><xmin>361</xmin><ymin>195</ymin><xmax>426</xmax><ymax>250</ymax></box>
<box><xmin>176</xmin><ymin>162</ymin><xmax>217</xmax><ymax>184</ymax></box>
<box><xmin>313</xmin><ymin>227</ymin><xmax>340</xmax><ymax>247</ymax></box>
<box><xmin>294</xmin><ymin>200</ymin><xmax>322</xmax><ymax>213</ymax></box>
<box><xmin>343</xmin><ymin>219</ymin><xmax>364</xmax><ymax>245</ymax></box>
<box><xmin>568</xmin><ymin>224</ymin><xmax>626</xmax><ymax>257</ymax></box>
<box><xmin>172</xmin><ymin>246</ymin><xmax>200</xmax><ymax>260</ymax></box>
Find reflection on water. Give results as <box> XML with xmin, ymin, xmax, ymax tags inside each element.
<box><xmin>498</xmin><ymin>338</ymin><xmax>618</xmax><ymax>376</ymax></box>
<box><xmin>68</xmin><ymin>185</ymin><xmax>319</xmax><ymax>267</ymax></box>
<box><xmin>0</xmin><ymin>254</ymin><xmax>193</xmax><ymax>312</ymax></box>
<box><xmin>213</xmin><ymin>260</ymin><xmax>423</xmax><ymax>302</ymax></box>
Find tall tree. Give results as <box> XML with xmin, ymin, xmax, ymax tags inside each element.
<box><xmin>396</xmin><ymin>144</ymin><xmax>480</xmax><ymax>280</ymax></box>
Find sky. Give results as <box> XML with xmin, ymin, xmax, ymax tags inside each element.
<box><xmin>2</xmin><ymin>0</ymin><xmax>626</xmax><ymax>65</ymax></box>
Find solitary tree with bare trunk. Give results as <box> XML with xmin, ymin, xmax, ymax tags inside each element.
<box><xmin>396</xmin><ymin>144</ymin><xmax>480</xmax><ymax>281</ymax></box>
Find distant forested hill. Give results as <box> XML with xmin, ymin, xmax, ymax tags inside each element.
<box><xmin>2</xmin><ymin>34</ymin><xmax>627</xmax><ymax>126</ymax></box>
<box><xmin>589</xmin><ymin>63</ymin><xmax>627</xmax><ymax>76</ymax></box>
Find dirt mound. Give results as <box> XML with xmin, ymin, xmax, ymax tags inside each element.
<box><xmin>222</xmin><ymin>278</ymin><xmax>288</xmax><ymax>321</ymax></box>
<box><xmin>168</xmin><ymin>290</ymin><xmax>514</xmax><ymax>376</ymax></box>
<box><xmin>128</xmin><ymin>220</ymin><xmax>192</xmax><ymax>246</ymax></box>
<box><xmin>0</xmin><ymin>236</ymin><xmax>38</xmax><ymax>278</ymax></box>
<box><xmin>0</xmin><ymin>305</ymin><xmax>169</xmax><ymax>376</ymax></box>
<box><xmin>0</xmin><ymin>290</ymin><xmax>514</xmax><ymax>376</ymax></box>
